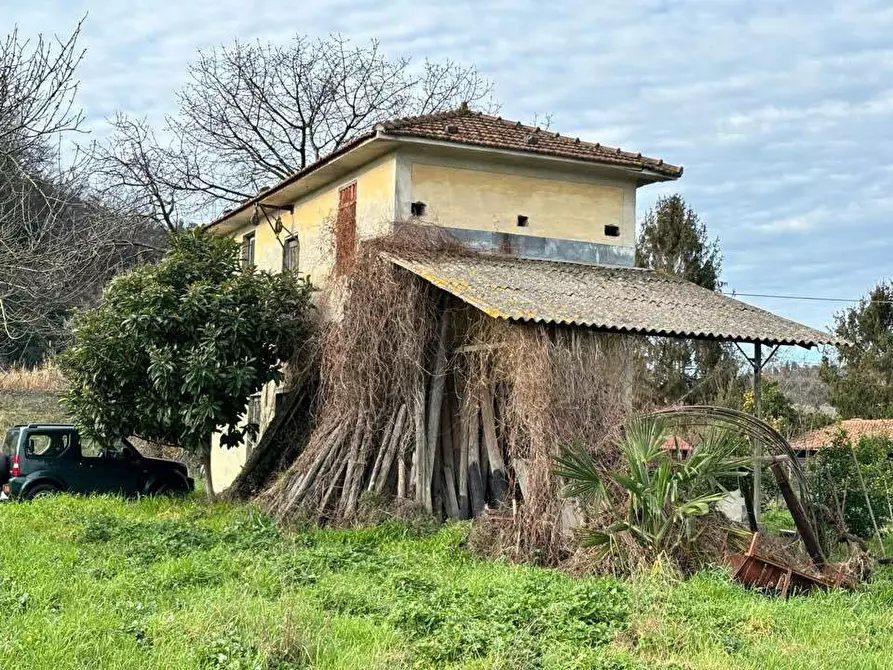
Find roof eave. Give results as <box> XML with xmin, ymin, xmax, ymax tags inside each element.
<box><xmin>203</xmin><ymin>131</ymin><xmax>381</xmax><ymax>233</ymax></box>
<box><xmin>375</xmin><ymin>132</ymin><xmax>682</xmax><ymax>183</ymax></box>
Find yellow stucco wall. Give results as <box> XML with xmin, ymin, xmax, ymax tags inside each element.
<box><xmin>228</xmin><ymin>154</ymin><xmax>396</xmax><ymax>284</ymax></box>
<box><xmin>210</xmin><ymin>154</ymin><xmax>396</xmax><ymax>494</ymax></box>
<box><xmin>209</xmin><ymin>149</ymin><xmax>642</xmax><ymax>494</ymax></box>
<box><xmin>410</xmin><ymin>163</ymin><xmax>630</xmax><ymax>246</ymax></box>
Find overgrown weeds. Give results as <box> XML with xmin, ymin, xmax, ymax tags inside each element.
<box><xmin>0</xmin><ymin>362</ymin><xmax>65</xmax><ymax>391</ymax></box>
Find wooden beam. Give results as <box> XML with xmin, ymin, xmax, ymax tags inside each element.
<box><xmin>770</xmin><ymin>461</ymin><xmax>826</xmax><ymax>570</ymax></box>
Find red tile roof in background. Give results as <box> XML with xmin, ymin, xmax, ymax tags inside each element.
<box><xmin>661</xmin><ymin>435</ymin><xmax>693</xmax><ymax>452</ymax></box>
<box><xmin>790</xmin><ymin>419</ymin><xmax>893</xmax><ymax>452</ymax></box>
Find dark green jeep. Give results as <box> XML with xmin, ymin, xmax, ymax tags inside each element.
<box><xmin>0</xmin><ymin>424</ymin><xmax>194</xmax><ymax>500</ymax></box>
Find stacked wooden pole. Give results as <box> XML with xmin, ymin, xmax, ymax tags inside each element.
<box><xmin>272</xmin><ymin>303</ymin><xmax>519</xmax><ymax>522</ymax></box>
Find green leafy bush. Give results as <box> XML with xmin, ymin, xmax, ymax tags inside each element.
<box><xmin>807</xmin><ymin>428</ymin><xmax>893</xmax><ymax>539</ymax></box>
<box><xmin>60</xmin><ymin>231</ymin><xmax>314</xmax><ymax>464</ymax></box>
<box><xmin>555</xmin><ymin>417</ymin><xmax>750</xmax><ymax>568</ymax></box>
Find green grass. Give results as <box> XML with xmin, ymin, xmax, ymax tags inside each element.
<box><xmin>760</xmin><ymin>504</ymin><xmax>796</xmax><ymax>535</ymax></box>
<box><xmin>1</xmin><ymin>496</ymin><xmax>892</xmax><ymax>669</ymax></box>
<box><xmin>0</xmin><ymin>389</ymin><xmax>68</xmax><ymax>434</ymax></box>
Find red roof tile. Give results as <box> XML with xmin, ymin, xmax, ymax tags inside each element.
<box><xmin>207</xmin><ymin>107</ymin><xmax>682</xmax><ymax>230</ymax></box>
<box><xmin>662</xmin><ymin>435</ymin><xmax>693</xmax><ymax>451</ymax></box>
<box><xmin>790</xmin><ymin>419</ymin><xmax>893</xmax><ymax>451</ymax></box>
<box><xmin>376</xmin><ymin>108</ymin><xmax>682</xmax><ymax>179</ymax></box>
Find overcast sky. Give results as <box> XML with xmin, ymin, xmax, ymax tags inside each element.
<box><xmin>5</xmin><ymin>0</ymin><xmax>892</xmax><ymax>353</ymax></box>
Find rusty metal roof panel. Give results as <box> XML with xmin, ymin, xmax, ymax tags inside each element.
<box><xmin>387</xmin><ymin>253</ymin><xmax>846</xmax><ymax>348</ymax></box>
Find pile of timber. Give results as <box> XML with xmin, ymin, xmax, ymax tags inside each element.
<box><xmin>271</xmin><ymin>306</ymin><xmax>521</xmax><ymax>522</ymax></box>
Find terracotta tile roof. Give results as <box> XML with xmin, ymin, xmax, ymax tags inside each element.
<box><xmin>387</xmin><ymin>252</ymin><xmax>846</xmax><ymax>348</ymax></box>
<box><xmin>662</xmin><ymin>435</ymin><xmax>694</xmax><ymax>452</ymax></box>
<box><xmin>376</xmin><ymin>108</ymin><xmax>682</xmax><ymax>179</ymax></box>
<box><xmin>207</xmin><ymin>107</ymin><xmax>683</xmax><ymax>229</ymax></box>
<box><xmin>790</xmin><ymin>419</ymin><xmax>893</xmax><ymax>452</ymax></box>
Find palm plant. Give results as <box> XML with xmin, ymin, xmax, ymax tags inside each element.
<box><xmin>555</xmin><ymin>417</ymin><xmax>750</xmax><ymax>563</ymax></box>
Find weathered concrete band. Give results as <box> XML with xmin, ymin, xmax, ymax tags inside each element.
<box><xmin>442</xmin><ymin>226</ymin><xmax>636</xmax><ymax>267</ymax></box>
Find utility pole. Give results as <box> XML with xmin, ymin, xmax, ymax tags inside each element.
<box><xmin>752</xmin><ymin>342</ymin><xmax>762</xmax><ymax>525</ymax></box>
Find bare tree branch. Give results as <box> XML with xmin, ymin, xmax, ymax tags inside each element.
<box><xmin>1</xmin><ymin>21</ymin><xmax>164</xmax><ymax>365</ymax></box>
<box><xmin>91</xmin><ymin>34</ymin><xmax>497</xmax><ymax>225</ymax></box>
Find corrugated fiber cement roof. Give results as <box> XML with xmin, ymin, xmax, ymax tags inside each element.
<box><xmin>387</xmin><ymin>253</ymin><xmax>846</xmax><ymax>348</ymax></box>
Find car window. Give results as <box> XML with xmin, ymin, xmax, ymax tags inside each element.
<box><xmin>80</xmin><ymin>437</ymin><xmax>133</xmax><ymax>460</ymax></box>
<box><xmin>24</xmin><ymin>432</ymin><xmax>70</xmax><ymax>458</ymax></box>
<box><xmin>2</xmin><ymin>428</ymin><xmax>19</xmax><ymax>456</ymax></box>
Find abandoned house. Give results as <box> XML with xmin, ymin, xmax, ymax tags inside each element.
<box><xmin>204</xmin><ymin>107</ymin><xmax>844</xmax><ymax>510</ymax></box>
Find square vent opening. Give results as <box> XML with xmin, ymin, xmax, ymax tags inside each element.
<box><xmin>604</xmin><ymin>224</ymin><xmax>621</xmax><ymax>237</ymax></box>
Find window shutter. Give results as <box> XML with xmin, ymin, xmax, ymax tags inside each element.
<box><xmin>283</xmin><ymin>236</ymin><xmax>299</xmax><ymax>272</ymax></box>
<box><xmin>335</xmin><ymin>183</ymin><xmax>357</xmax><ymax>275</ymax></box>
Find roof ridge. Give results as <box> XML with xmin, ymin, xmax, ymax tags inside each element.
<box><xmin>376</xmin><ymin>108</ymin><xmax>682</xmax><ymax>177</ymax></box>
<box><xmin>377</xmin><ymin>107</ymin><xmax>473</xmax><ymax>131</ymax></box>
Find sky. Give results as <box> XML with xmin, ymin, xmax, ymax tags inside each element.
<box><xmin>5</xmin><ymin>0</ymin><xmax>893</xmax><ymax>358</ymax></box>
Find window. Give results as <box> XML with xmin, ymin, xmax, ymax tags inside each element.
<box><xmin>275</xmin><ymin>392</ymin><xmax>288</xmax><ymax>416</ymax></box>
<box><xmin>24</xmin><ymin>432</ymin><xmax>70</xmax><ymax>458</ymax></box>
<box><xmin>282</xmin><ymin>235</ymin><xmax>299</xmax><ymax>273</ymax></box>
<box><xmin>241</xmin><ymin>232</ymin><xmax>256</xmax><ymax>269</ymax></box>
<box><xmin>410</xmin><ymin>201</ymin><xmax>426</xmax><ymax>217</ymax></box>
<box><xmin>604</xmin><ymin>224</ymin><xmax>621</xmax><ymax>238</ymax></box>
<box><xmin>335</xmin><ymin>182</ymin><xmax>357</xmax><ymax>275</ymax></box>
<box><xmin>246</xmin><ymin>394</ymin><xmax>262</xmax><ymax>452</ymax></box>
<box><xmin>517</xmin><ymin>215</ymin><xmax>529</xmax><ymax>227</ymax></box>
<box><xmin>80</xmin><ymin>437</ymin><xmax>133</xmax><ymax>460</ymax></box>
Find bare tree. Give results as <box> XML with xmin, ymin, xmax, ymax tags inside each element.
<box><xmin>93</xmin><ymin>35</ymin><xmax>496</xmax><ymax>227</ymax></box>
<box><xmin>90</xmin><ymin>115</ymin><xmax>184</xmax><ymax>232</ymax></box>
<box><xmin>0</xmin><ymin>154</ymin><xmax>165</xmax><ymax>363</ymax></box>
<box><xmin>1</xmin><ymin>22</ymin><xmax>164</xmax><ymax>365</ymax></box>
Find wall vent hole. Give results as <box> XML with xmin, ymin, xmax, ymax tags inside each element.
<box><xmin>517</xmin><ymin>215</ymin><xmax>529</xmax><ymax>227</ymax></box>
<box><xmin>604</xmin><ymin>224</ymin><xmax>620</xmax><ymax>237</ymax></box>
<box><xmin>411</xmin><ymin>201</ymin><xmax>426</xmax><ymax>216</ymax></box>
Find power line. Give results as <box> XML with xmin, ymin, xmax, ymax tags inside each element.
<box><xmin>732</xmin><ymin>292</ymin><xmax>893</xmax><ymax>305</ymax></box>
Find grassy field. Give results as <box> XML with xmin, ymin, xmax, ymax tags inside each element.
<box><xmin>1</xmin><ymin>496</ymin><xmax>892</xmax><ymax>670</ymax></box>
<box><xmin>0</xmin><ymin>389</ymin><xmax>68</xmax><ymax>432</ymax></box>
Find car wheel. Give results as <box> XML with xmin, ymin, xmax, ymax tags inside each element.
<box><xmin>152</xmin><ymin>480</ymin><xmax>189</xmax><ymax>497</ymax></box>
<box><xmin>152</xmin><ymin>483</ymin><xmax>183</xmax><ymax>497</ymax></box>
<box><xmin>26</xmin><ymin>483</ymin><xmax>59</xmax><ymax>500</ymax></box>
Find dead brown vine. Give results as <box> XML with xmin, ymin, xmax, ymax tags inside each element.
<box><xmin>266</xmin><ymin>223</ymin><xmax>646</xmax><ymax>569</ymax></box>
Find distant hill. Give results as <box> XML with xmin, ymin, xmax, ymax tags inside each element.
<box><xmin>765</xmin><ymin>361</ymin><xmax>835</xmax><ymax>415</ymax></box>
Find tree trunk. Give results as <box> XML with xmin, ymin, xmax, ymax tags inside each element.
<box><xmin>440</xmin><ymin>392</ymin><xmax>460</xmax><ymax>518</ymax></box>
<box><xmin>413</xmin><ymin>381</ymin><xmax>430</xmax><ymax>512</ymax></box>
<box><xmin>344</xmin><ymin>425</ymin><xmax>373</xmax><ymax>516</ymax></box>
<box><xmin>456</xmin><ymin>394</ymin><xmax>469</xmax><ymax>518</ymax></box>
<box><xmin>285</xmin><ymin>421</ymin><xmax>347</xmax><ymax>507</ymax></box>
<box><xmin>424</xmin><ymin>308</ymin><xmax>450</xmax><ymax>515</ymax></box>
<box><xmin>367</xmin><ymin>408</ymin><xmax>398</xmax><ymax>492</ymax></box>
<box><xmin>202</xmin><ymin>449</ymin><xmax>214</xmax><ymax>499</ymax></box>
<box><xmin>397</xmin><ymin>433</ymin><xmax>408</xmax><ymax>499</ymax></box>
<box><xmin>374</xmin><ymin>404</ymin><xmax>407</xmax><ymax>494</ymax></box>
<box><xmin>769</xmin><ymin>462</ymin><xmax>826</xmax><ymax>570</ymax></box>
